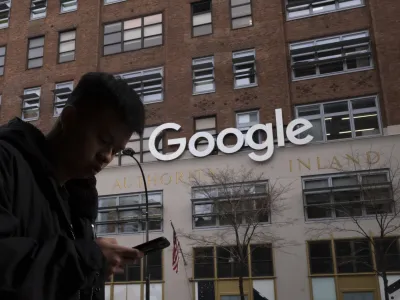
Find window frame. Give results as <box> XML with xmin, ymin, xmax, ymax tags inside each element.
<box><xmin>103</xmin><ymin>12</ymin><xmax>163</xmax><ymax>56</ymax></box>
<box><xmin>60</xmin><ymin>0</ymin><xmax>78</xmax><ymax>14</ymax></box>
<box><xmin>236</xmin><ymin>110</ymin><xmax>261</xmax><ymax>147</ymax></box>
<box><xmin>0</xmin><ymin>0</ymin><xmax>12</xmax><ymax>29</ymax></box>
<box><xmin>285</xmin><ymin>0</ymin><xmax>366</xmax><ymax>21</ymax></box>
<box><xmin>104</xmin><ymin>0</ymin><xmax>126</xmax><ymax>5</ymax></box>
<box><xmin>95</xmin><ymin>191</ymin><xmax>164</xmax><ymax>236</ymax></box>
<box><xmin>30</xmin><ymin>0</ymin><xmax>47</xmax><ymax>20</ymax></box>
<box><xmin>21</xmin><ymin>86</ymin><xmax>41</xmax><ymax>122</ymax></box>
<box><xmin>289</xmin><ymin>30</ymin><xmax>373</xmax><ymax>81</ymax></box>
<box><xmin>294</xmin><ymin>95</ymin><xmax>383</xmax><ymax>143</ymax></box>
<box><xmin>0</xmin><ymin>45</ymin><xmax>6</xmax><ymax>76</ymax></box>
<box><xmin>118</xmin><ymin>66</ymin><xmax>164</xmax><ymax>104</ymax></box>
<box><xmin>27</xmin><ymin>35</ymin><xmax>44</xmax><ymax>69</ymax></box>
<box><xmin>191</xmin><ymin>181</ymin><xmax>270</xmax><ymax>229</ymax></box>
<box><xmin>229</xmin><ymin>0</ymin><xmax>253</xmax><ymax>30</ymax></box>
<box><xmin>53</xmin><ymin>81</ymin><xmax>74</xmax><ymax>117</ymax></box>
<box><xmin>191</xmin><ymin>0</ymin><xmax>213</xmax><ymax>38</ymax></box>
<box><xmin>302</xmin><ymin>169</ymin><xmax>393</xmax><ymax>221</ymax></box>
<box><xmin>58</xmin><ymin>29</ymin><xmax>76</xmax><ymax>63</ymax></box>
<box><xmin>193</xmin><ymin>115</ymin><xmax>218</xmax><ymax>155</ymax></box>
<box><xmin>232</xmin><ymin>48</ymin><xmax>257</xmax><ymax>89</ymax></box>
<box><xmin>192</xmin><ymin>55</ymin><xmax>215</xmax><ymax>95</ymax></box>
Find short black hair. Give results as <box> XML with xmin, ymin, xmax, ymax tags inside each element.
<box><xmin>67</xmin><ymin>72</ymin><xmax>145</xmax><ymax>135</ymax></box>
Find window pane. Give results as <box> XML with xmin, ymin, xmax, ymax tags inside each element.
<box><xmin>59</xmin><ymin>52</ymin><xmax>75</xmax><ymax>63</ymax></box>
<box><xmin>144</xmin><ymin>35</ymin><xmax>162</xmax><ymax>48</ymax></box>
<box><xmin>104</xmin><ymin>44</ymin><xmax>122</xmax><ymax>55</ymax></box>
<box><xmin>124</xmin><ymin>28</ymin><xmax>141</xmax><ymax>41</ymax></box>
<box><xmin>30</xmin><ymin>37</ymin><xmax>44</xmax><ymax>48</ymax></box>
<box><xmin>297</xmin><ymin>104</ymin><xmax>321</xmax><ymax>117</ymax></box>
<box><xmin>299</xmin><ymin>119</ymin><xmax>323</xmax><ymax>142</ymax></box>
<box><xmin>343</xmin><ymin>292</ymin><xmax>373</xmax><ymax>300</ymax></box>
<box><xmin>104</xmin><ymin>32</ymin><xmax>121</xmax><ymax>45</ymax></box>
<box><xmin>352</xmin><ymin>97</ymin><xmax>377</xmax><ymax>110</ymax></box>
<box><xmin>232</xmin><ymin>16</ymin><xmax>252</xmax><ymax>28</ymax></box>
<box><xmin>104</xmin><ymin>22</ymin><xmax>121</xmax><ymax>34</ymax></box>
<box><xmin>144</xmin><ymin>14</ymin><xmax>162</xmax><ymax>25</ymax></box>
<box><xmin>60</xmin><ymin>40</ymin><xmax>75</xmax><ymax>52</ymax></box>
<box><xmin>28</xmin><ymin>58</ymin><xmax>43</xmax><ymax>69</ymax></box>
<box><xmin>312</xmin><ymin>278</ymin><xmax>336</xmax><ymax>300</ymax></box>
<box><xmin>60</xmin><ymin>31</ymin><xmax>76</xmax><ymax>42</ymax></box>
<box><xmin>124</xmin><ymin>40</ymin><xmax>142</xmax><ymax>51</ymax></box>
<box><xmin>231</xmin><ymin>0</ymin><xmax>250</xmax><ymax>5</ymax></box>
<box><xmin>339</xmin><ymin>0</ymin><xmax>363</xmax><ymax>8</ymax></box>
<box><xmin>193</xmin><ymin>12</ymin><xmax>211</xmax><ymax>26</ymax></box>
<box><xmin>325</xmin><ymin>116</ymin><xmax>351</xmax><ymax>140</ymax></box>
<box><xmin>231</xmin><ymin>4</ymin><xmax>251</xmax><ymax>18</ymax></box>
<box><xmin>353</xmin><ymin>113</ymin><xmax>380</xmax><ymax>137</ymax></box>
<box><xmin>193</xmin><ymin>24</ymin><xmax>212</xmax><ymax>36</ymax></box>
<box><xmin>144</xmin><ymin>24</ymin><xmax>162</xmax><ymax>37</ymax></box>
<box><xmin>324</xmin><ymin>101</ymin><xmax>349</xmax><ymax>114</ymax></box>
<box><xmin>309</xmin><ymin>242</ymin><xmax>333</xmax><ymax>274</ymax></box>
<box><xmin>332</xmin><ymin>176</ymin><xmax>358</xmax><ymax>187</ymax></box>
<box><xmin>29</xmin><ymin>48</ymin><xmax>43</xmax><ymax>59</ymax></box>
<box><xmin>124</xmin><ymin>18</ymin><xmax>141</xmax><ymax>29</ymax></box>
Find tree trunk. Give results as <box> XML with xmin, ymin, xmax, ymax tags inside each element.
<box><xmin>238</xmin><ymin>261</ymin><xmax>246</xmax><ymax>300</ymax></box>
<box><xmin>382</xmin><ymin>273</ymin><xmax>390</xmax><ymax>300</ymax></box>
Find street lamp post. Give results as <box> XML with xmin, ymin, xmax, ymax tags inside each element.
<box><xmin>122</xmin><ymin>148</ymin><xmax>150</xmax><ymax>300</ymax></box>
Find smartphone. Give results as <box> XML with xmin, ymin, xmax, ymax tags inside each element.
<box><xmin>133</xmin><ymin>237</ymin><xmax>171</xmax><ymax>255</ymax></box>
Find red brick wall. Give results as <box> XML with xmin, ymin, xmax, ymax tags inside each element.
<box><xmin>0</xmin><ymin>0</ymin><xmax>398</xmax><ymax>136</ymax></box>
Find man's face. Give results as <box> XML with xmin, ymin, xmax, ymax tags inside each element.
<box><xmin>62</xmin><ymin>107</ymin><xmax>134</xmax><ymax>179</ymax></box>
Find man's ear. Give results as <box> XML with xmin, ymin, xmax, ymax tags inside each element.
<box><xmin>59</xmin><ymin>105</ymin><xmax>77</xmax><ymax>131</ymax></box>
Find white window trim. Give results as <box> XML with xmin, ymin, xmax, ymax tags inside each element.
<box><xmin>302</xmin><ymin>169</ymin><xmax>393</xmax><ymax>221</ymax></box>
<box><xmin>290</xmin><ymin>30</ymin><xmax>373</xmax><ymax>81</ymax></box>
<box><xmin>53</xmin><ymin>81</ymin><xmax>73</xmax><ymax>117</ymax></box>
<box><xmin>104</xmin><ymin>0</ymin><xmax>126</xmax><ymax>5</ymax></box>
<box><xmin>22</xmin><ymin>87</ymin><xmax>41</xmax><ymax>122</ymax></box>
<box><xmin>0</xmin><ymin>0</ymin><xmax>11</xmax><ymax>29</ymax></box>
<box><xmin>232</xmin><ymin>49</ymin><xmax>257</xmax><ymax>89</ymax></box>
<box><xmin>286</xmin><ymin>0</ymin><xmax>366</xmax><ymax>21</ymax></box>
<box><xmin>96</xmin><ymin>191</ymin><xmax>164</xmax><ymax>236</ymax></box>
<box><xmin>30</xmin><ymin>0</ymin><xmax>47</xmax><ymax>20</ymax></box>
<box><xmin>294</xmin><ymin>95</ymin><xmax>383</xmax><ymax>143</ymax></box>
<box><xmin>118</xmin><ymin>66</ymin><xmax>164</xmax><ymax>105</ymax></box>
<box><xmin>192</xmin><ymin>56</ymin><xmax>215</xmax><ymax>95</ymax></box>
<box><xmin>60</xmin><ymin>0</ymin><xmax>78</xmax><ymax>13</ymax></box>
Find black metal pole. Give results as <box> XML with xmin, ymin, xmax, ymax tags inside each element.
<box><xmin>122</xmin><ymin>148</ymin><xmax>150</xmax><ymax>300</ymax></box>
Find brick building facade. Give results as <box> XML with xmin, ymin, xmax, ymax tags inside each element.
<box><xmin>1</xmin><ymin>1</ymin><xmax>400</xmax><ymax>300</ymax></box>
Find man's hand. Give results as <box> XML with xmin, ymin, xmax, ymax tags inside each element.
<box><xmin>96</xmin><ymin>237</ymin><xmax>143</xmax><ymax>279</ymax></box>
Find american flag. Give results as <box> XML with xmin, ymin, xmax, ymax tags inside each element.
<box><xmin>172</xmin><ymin>227</ymin><xmax>180</xmax><ymax>273</ymax></box>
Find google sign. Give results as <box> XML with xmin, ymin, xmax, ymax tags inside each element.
<box><xmin>148</xmin><ymin>109</ymin><xmax>314</xmax><ymax>162</ymax></box>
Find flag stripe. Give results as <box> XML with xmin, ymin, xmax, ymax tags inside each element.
<box><xmin>172</xmin><ymin>226</ymin><xmax>180</xmax><ymax>273</ymax></box>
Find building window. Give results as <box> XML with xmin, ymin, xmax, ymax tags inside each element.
<box><xmin>194</xmin><ymin>247</ymin><xmax>214</xmax><ymax>279</ymax></box>
<box><xmin>21</xmin><ymin>87</ymin><xmax>41</xmax><ymax>121</ymax></box>
<box><xmin>104</xmin><ymin>0</ymin><xmax>125</xmax><ymax>4</ymax></box>
<box><xmin>232</xmin><ymin>49</ymin><xmax>256</xmax><ymax>88</ymax></box>
<box><xmin>118</xmin><ymin>67</ymin><xmax>164</xmax><ymax>104</ymax></box>
<box><xmin>343</xmin><ymin>292</ymin><xmax>373</xmax><ymax>300</ymax></box>
<box><xmin>191</xmin><ymin>0</ymin><xmax>212</xmax><ymax>37</ymax></box>
<box><xmin>374</xmin><ymin>237</ymin><xmax>400</xmax><ymax>272</ymax></box>
<box><xmin>60</xmin><ymin>0</ymin><xmax>77</xmax><ymax>13</ymax></box>
<box><xmin>308</xmin><ymin>241</ymin><xmax>334</xmax><ymax>274</ymax></box>
<box><xmin>192</xmin><ymin>56</ymin><xmax>215</xmax><ymax>94</ymax></box>
<box><xmin>295</xmin><ymin>96</ymin><xmax>382</xmax><ymax>142</ymax></box>
<box><xmin>53</xmin><ymin>81</ymin><xmax>73</xmax><ymax>117</ymax></box>
<box><xmin>0</xmin><ymin>1</ymin><xmax>11</xmax><ymax>29</ymax></box>
<box><xmin>59</xmin><ymin>30</ymin><xmax>76</xmax><ymax>63</ymax></box>
<box><xmin>191</xmin><ymin>181</ymin><xmax>269</xmax><ymax>228</ymax></box>
<box><xmin>30</xmin><ymin>0</ymin><xmax>47</xmax><ymax>20</ymax></box>
<box><xmin>217</xmin><ymin>246</ymin><xmax>249</xmax><ymax>278</ymax></box>
<box><xmin>28</xmin><ymin>36</ymin><xmax>44</xmax><ymax>69</ymax></box>
<box><xmin>0</xmin><ymin>46</ymin><xmax>6</xmax><ymax>76</ymax></box>
<box><xmin>286</xmin><ymin>0</ymin><xmax>364</xmax><ymax>20</ymax></box>
<box><xmin>194</xmin><ymin>116</ymin><xmax>217</xmax><ymax>155</ymax></box>
<box><xmin>250</xmin><ymin>245</ymin><xmax>273</xmax><ymax>276</ymax></box>
<box><xmin>113</xmin><ymin>250</ymin><xmax>163</xmax><ymax>282</ymax></box>
<box><xmin>103</xmin><ymin>13</ymin><xmax>163</xmax><ymax>56</ymax></box>
<box><xmin>230</xmin><ymin>0</ymin><xmax>253</xmax><ymax>29</ymax></box>
<box><xmin>302</xmin><ymin>170</ymin><xmax>393</xmax><ymax>220</ymax></box>
<box><xmin>96</xmin><ymin>192</ymin><xmax>163</xmax><ymax>235</ymax></box>
<box><xmin>193</xmin><ymin>245</ymin><xmax>273</xmax><ymax>279</ymax></box>
<box><xmin>290</xmin><ymin>31</ymin><xmax>373</xmax><ymax>80</ymax></box>
<box><xmin>236</xmin><ymin>110</ymin><xmax>260</xmax><ymax>145</ymax></box>
<box><xmin>335</xmin><ymin>239</ymin><xmax>372</xmax><ymax>273</ymax></box>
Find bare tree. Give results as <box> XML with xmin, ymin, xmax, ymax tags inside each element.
<box><xmin>178</xmin><ymin>166</ymin><xmax>293</xmax><ymax>300</ymax></box>
<box><xmin>306</xmin><ymin>148</ymin><xmax>400</xmax><ymax>300</ymax></box>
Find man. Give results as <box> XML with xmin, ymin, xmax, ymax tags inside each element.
<box><xmin>0</xmin><ymin>72</ymin><xmax>145</xmax><ymax>299</ymax></box>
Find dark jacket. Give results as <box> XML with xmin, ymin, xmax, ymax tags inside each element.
<box><xmin>0</xmin><ymin>118</ymin><xmax>106</xmax><ymax>300</ymax></box>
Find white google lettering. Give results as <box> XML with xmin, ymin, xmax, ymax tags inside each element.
<box><xmin>148</xmin><ymin>109</ymin><xmax>314</xmax><ymax>162</ymax></box>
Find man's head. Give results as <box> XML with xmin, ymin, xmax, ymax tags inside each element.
<box><xmin>50</xmin><ymin>72</ymin><xmax>145</xmax><ymax>180</ymax></box>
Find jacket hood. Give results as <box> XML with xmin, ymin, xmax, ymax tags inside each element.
<box><xmin>0</xmin><ymin>118</ymin><xmax>99</xmax><ymax>221</ymax></box>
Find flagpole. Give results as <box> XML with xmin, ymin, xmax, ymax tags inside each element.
<box><xmin>170</xmin><ymin>220</ymin><xmax>187</xmax><ymax>266</ymax></box>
